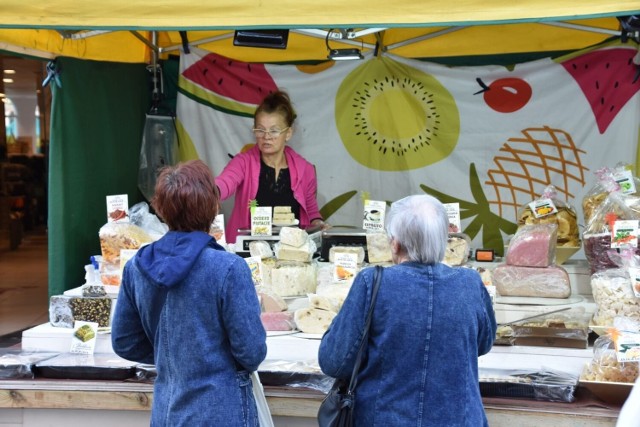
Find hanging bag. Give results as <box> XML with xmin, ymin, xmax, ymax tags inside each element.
<box><xmin>317</xmin><ymin>265</ymin><xmax>383</xmax><ymax>427</ymax></box>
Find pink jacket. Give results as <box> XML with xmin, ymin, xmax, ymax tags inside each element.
<box><xmin>216</xmin><ymin>144</ymin><xmax>322</xmax><ymax>243</ymax></box>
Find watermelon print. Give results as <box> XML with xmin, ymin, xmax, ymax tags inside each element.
<box><xmin>562</xmin><ymin>47</ymin><xmax>640</xmax><ymax>134</ymax></box>
<box><xmin>182</xmin><ymin>52</ymin><xmax>278</xmax><ymax>105</ymax></box>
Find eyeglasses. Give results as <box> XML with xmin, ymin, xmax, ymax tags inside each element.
<box><xmin>252</xmin><ymin>127</ymin><xmax>290</xmax><ymax>139</ymax></box>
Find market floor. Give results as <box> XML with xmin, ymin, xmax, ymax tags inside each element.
<box><xmin>0</xmin><ymin>225</ymin><xmax>49</xmax><ymax>347</ymax></box>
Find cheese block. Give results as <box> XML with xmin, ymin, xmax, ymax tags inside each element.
<box><xmin>260</xmin><ymin>257</ymin><xmax>278</xmax><ymax>287</ymax></box>
<box><xmin>506</xmin><ymin>223</ymin><xmax>557</xmax><ymax>267</ymax></box>
<box><xmin>275</xmin><ymin>240</ymin><xmax>316</xmax><ymax>262</ymax></box>
<box><xmin>261</xmin><ymin>312</ymin><xmax>295</xmax><ymax>331</ymax></box>
<box><xmin>49</xmin><ymin>295</ymin><xmax>113</xmax><ymax>328</ymax></box>
<box><xmin>308</xmin><ymin>294</ymin><xmax>338</xmax><ymax>312</ymax></box>
<box><xmin>258</xmin><ymin>289</ymin><xmax>288</xmax><ymax>312</ymax></box>
<box><xmin>493</xmin><ymin>264</ymin><xmax>571</xmax><ymax>298</ymax></box>
<box><xmin>273</xmin><ymin>213</ymin><xmax>296</xmax><ymax>224</ymax></box>
<box><xmin>328</xmin><ymin>246</ymin><xmax>365</xmax><ymax>264</ymax></box>
<box><xmin>279</xmin><ymin>227</ymin><xmax>309</xmax><ymax>248</ymax></box>
<box><xmin>366</xmin><ymin>232</ymin><xmax>393</xmax><ymax>263</ymax></box>
<box><xmin>294</xmin><ymin>307</ymin><xmax>336</xmax><ymax>334</ymax></box>
<box><xmin>443</xmin><ymin>233</ymin><xmax>471</xmax><ymax>266</ymax></box>
<box><xmin>274</xmin><ymin>206</ymin><xmax>292</xmax><ymax>214</ymax></box>
<box><xmin>249</xmin><ymin>240</ymin><xmax>274</xmax><ymax>258</ymax></box>
<box><xmin>268</xmin><ymin>261</ymin><xmax>318</xmax><ymax>297</ymax></box>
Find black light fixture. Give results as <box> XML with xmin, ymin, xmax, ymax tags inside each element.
<box><xmin>326</xmin><ymin>29</ymin><xmax>364</xmax><ymax>60</ymax></box>
<box><xmin>233</xmin><ymin>29</ymin><xmax>289</xmax><ymax>49</ymax></box>
<box><xmin>618</xmin><ymin>16</ymin><xmax>640</xmax><ymax>43</ymax></box>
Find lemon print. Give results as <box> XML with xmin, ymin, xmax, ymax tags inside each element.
<box><xmin>336</xmin><ymin>56</ymin><xmax>460</xmax><ymax>171</ymax></box>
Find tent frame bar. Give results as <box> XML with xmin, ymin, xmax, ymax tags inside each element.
<box><xmin>542</xmin><ymin>21</ymin><xmax>621</xmax><ymax>36</ymax></box>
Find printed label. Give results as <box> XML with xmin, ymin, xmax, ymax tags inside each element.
<box><xmin>363</xmin><ymin>200</ymin><xmax>386</xmax><ymax>232</ymax></box>
<box><xmin>528</xmin><ymin>198</ymin><xmax>558</xmax><ymax>218</ymax></box>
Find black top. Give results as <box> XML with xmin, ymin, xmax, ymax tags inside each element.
<box><xmin>255</xmin><ymin>159</ymin><xmax>301</xmax><ymax>219</ymax></box>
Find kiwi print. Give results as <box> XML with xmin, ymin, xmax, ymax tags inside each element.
<box><xmin>335</xmin><ymin>56</ymin><xmax>460</xmax><ymax>171</ymax></box>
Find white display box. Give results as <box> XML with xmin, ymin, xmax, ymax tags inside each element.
<box><xmin>22</xmin><ymin>323</ymin><xmax>116</xmax><ymax>354</ymax></box>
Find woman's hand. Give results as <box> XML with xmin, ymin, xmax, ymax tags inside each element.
<box><xmin>311</xmin><ymin>219</ymin><xmax>331</xmax><ymax>230</ymax></box>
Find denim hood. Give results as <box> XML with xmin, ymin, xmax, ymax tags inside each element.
<box><xmin>136</xmin><ymin>230</ymin><xmax>224</xmax><ymax>288</ymax></box>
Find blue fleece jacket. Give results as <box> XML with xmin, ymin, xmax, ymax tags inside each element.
<box><xmin>111</xmin><ymin>231</ymin><xmax>267</xmax><ymax>426</ymax></box>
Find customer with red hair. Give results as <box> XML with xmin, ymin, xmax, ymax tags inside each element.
<box><xmin>112</xmin><ymin>159</ymin><xmax>267</xmax><ymax>426</ymax></box>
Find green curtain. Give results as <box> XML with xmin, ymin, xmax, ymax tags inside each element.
<box><xmin>48</xmin><ymin>57</ymin><xmax>150</xmax><ymax>297</ymax></box>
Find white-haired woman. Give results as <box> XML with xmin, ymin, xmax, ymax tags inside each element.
<box><xmin>319</xmin><ymin>194</ymin><xmax>497</xmax><ymax>426</ymax></box>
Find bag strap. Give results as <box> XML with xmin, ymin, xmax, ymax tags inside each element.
<box><xmin>346</xmin><ymin>265</ymin><xmax>383</xmax><ymax>393</ymax></box>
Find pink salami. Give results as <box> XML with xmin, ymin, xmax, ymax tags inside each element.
<box><xmin>506</xmin><ymin>224</ymin><xmax>558</xmax><ymax>267</ymax></box>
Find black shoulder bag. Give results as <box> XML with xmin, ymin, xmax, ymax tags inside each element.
<box><xmin>317</xmin><ymin>265</ymin><xmax>383</xmax><ymax>427</ymax></box>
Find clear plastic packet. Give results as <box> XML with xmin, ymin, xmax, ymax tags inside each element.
<box><xmin>510</xmin><ymin>307</ymin><xmax>591</xmax><ymax>340</ymax></box>
<box><xmin>582</xmin><ymin>164</ymin><xmax>640</xmax><ymax>226</ymax></box>
<box><xmin>479</xmin><ymin>367</ymin><xmax>578</xmax><ymax>402</ymax></box>
<box><xmin>99</xmin><ymin>222</ymin><xmax>154</xmax><ymax>264</ymax></box>
<box><xmin>493</xmin><ymin>264</ymin><xmax>570</xmax><ymax>298</ymax></box>
<box><xmin>258</xmin><ymin>359</ymin><xmax>333</xmax><ymax>393</ymax></box>
<box><xmin>443</xmin><ymin>233</ymin><xmax>471</xmax><ymax>266</ymax></box>
<box><xmin>581</xmin><ymin>331</ymin><xmax>639</xmax><ymax>383</ymax></box>
<box><xmin>590</xmin><ymin>250</ymin><xmax>640</xmax><ymax>326</ymax></box>
<box><xmin>518</xmin><ymin>185</ymin><xmax>580</xmax><ymax>247</ymax></box>
<box><xmin>583</xmin><ymin>192</ymin><xmax>640</xmax><ymax>274</ymax></box>
<box><xmin>0</xmin><ymin>351</ymin><xmax>59</xmax><ymax>379</ymax></box>
<box><xmin>129</xmin><ymin>201</ymin><xmax>168</xmax><ymax>240</ymax></box>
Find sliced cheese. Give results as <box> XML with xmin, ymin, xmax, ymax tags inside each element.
<box><xmin>294</xmin><ymin>307</ymin><xmax>336</xmax><ymax>334</ymax></box>
<box><xmin>274</xmin><ymin>206</ymin><xmax>292</xmax><ymax>214</ymax></box>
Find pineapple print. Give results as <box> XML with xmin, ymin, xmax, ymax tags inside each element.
<box><xmin>486</xmin><ymin>125</ymin><xmax>588</xmax><ymax>220</ymax></box>
<box><xmin>421</xmin><ymin>125</ymin><xmax>588</xmax><ymax>255</ymax></box>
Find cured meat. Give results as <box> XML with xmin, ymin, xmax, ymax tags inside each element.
<box><xmin>260</xmin><ymin>312</ymin><xmax>295</xmax><ymax>331</ymax></box>
<box><xmin>493</xmin><ymin>264</ymin><xmax>571</xmax><ymax>298</ymax></box>
<box><xmin>506</xmin><ymin>224</ymin><xmax>558</xmax><ymax>267</ymax></box>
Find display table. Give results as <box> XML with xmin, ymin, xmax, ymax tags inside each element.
<box><xmin>3</xmin><ymin>259</ymin><xmax>625</xmax><ymax>426</ymax></box>
<box><xmin>0</xmin><ymin>378</ymin><xmax>621</xmax><ymax>427</ymax></box>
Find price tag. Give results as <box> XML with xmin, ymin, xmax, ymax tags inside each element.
<box><xmin>528</xmin><ymin>198</ymin><xmax>558</xmax><ymax>218</ymax></box>
<box><xmin>251</xmin><ymin>206</ymin><xmax>272</xmax><ymax>236</ymax></box>
<box><xmin>70</xmin><ymin>321</ymin><xmax>99</xmax><ymax>354</ymax></box>
<box><xmin>363</xmin><ymin>200</ymin><xmax>386</xmax><ymax>232</ymax></box>
<box><xmin>616</xmin><ymin>331</ymin><xmax>640</xmax><ymax>362</ymax></box>
<box><xmin>106</xmin><ymin>194</ymin><xmax>129</xmax><ymax>223</ymax></box>
<box><xmin>614</xmin><ymin>170</ymin><xmax>637</xmax><ymax>194</ymax></box>
<box><xmin>244</xmin><ymin>256</ymin><xmax>263</xmax><ymax>286</ymax></box>
<box><xmin>628</xmin><ymin>267</ymin><xmax>640</xmax><ymax>298</ymax></box>
<box><xmin>611</xmin><ymin>220</ymin><xmax>638</xmax><ymax>248</ymax></box>
<box><xmin>444</xmin><ymin>203</ymin><xmax>461</xmax><ymax>233</ymax></box>
<box><xmin>333</xmin><ymin>252</ymin><xmax>358</xmax><ymax>284</ymax></box>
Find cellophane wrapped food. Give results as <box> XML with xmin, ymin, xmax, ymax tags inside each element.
<box><xmin>517</xmin><ymin>185</ymin><xmax>580</xmax><ymax>247</ymax></box>
<box><xmin>582</xmin><ymin>164</ymin><xmax>640</xmax><ymax>226</ymax></box>
<box><xmin>443</xmin><ymin>233</ymin><xmax>471</xmax><ymax>266</ymax></box>
<box><xmin>493</xmin><ymin>264</ymin><xmax>571</xmax><ymax>298</ymax></box>
<box><xmin>590</xmin><ymin>250</ymin><xmax>640</xmax><ymax>326</ymax></box>
<box><xmin>583</xmin><ymin>191</ymin><xmax>640</xmax><ymax>274</ymax></box>
<box><xmin>506</xmin><ymin>223</ymin><xmax>558</xmax><ymax>267</ymax></box>
<box><xmin>580</xmin><ymin>320</ymin><xmax>640</xmax><ymax>383</ymax></box>
<box><xmin>99</xmin><ymin>222</ymin><xmax>154</xmax><ymax>265</ymax></box>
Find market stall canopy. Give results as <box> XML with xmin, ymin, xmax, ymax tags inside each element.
<box><xmin>0</xmin><ymin>1</ymin><xmax>639</xmax><ymax>63</ymax></box>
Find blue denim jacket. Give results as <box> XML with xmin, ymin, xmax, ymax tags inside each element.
<box><xmin>111</xmin><ymin>231</ymin><xmax>267</xmax><ymax>426</ymax></box>
<box><xmin>319</xmin><ymin>262</ymin><xmax>496</xmax><ymax>426</ymax></box>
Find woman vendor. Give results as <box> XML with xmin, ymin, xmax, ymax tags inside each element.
<box><xmin>216</xmin><ymin>90</ymin><xmax>328</xmax><ymax>243</ymax></box>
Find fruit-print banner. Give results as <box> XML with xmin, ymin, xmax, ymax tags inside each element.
<box><xmin>176</xmin><ymin>40</ymin><xmax>640</xmax><ymax>253</ymax></box>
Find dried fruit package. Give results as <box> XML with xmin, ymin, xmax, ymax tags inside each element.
<box><xmin>517</xmin><ymin>185</ymin><xmax>579</xmax><ymax>247</ymax></box>
<box><xmin>99</xmin><ymin>222</ymin><xmax>154</xmax><ymax>264</ymax></box>
<box><xmin>583</xmin><ymin>192</ymin><xmax>640</xmax><ymax>274</ymax></box>
<box><xmin>582</xmin><ymin>164</ymin><xmax>640</xmax><ymax>226</ymax></box>
<box><xmin>581</xmin><ymin>323</ymin><xmax>639</xmax><ymax>383</ymax></box>
<box><xmin>590</xmin><ymin>251</ymin><xmax>640</xmax><ymax>326</ymax></box>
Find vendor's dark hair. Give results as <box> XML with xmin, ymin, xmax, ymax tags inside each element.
<box><xmin>255</xmin><ymin>90</ymin><xmax>297</xmax><ymax>127</ymax></box>
<box><xmin>152</xmin><ymin>160</ymin><xmax>219</xmax><ymax>232</ymax></box>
